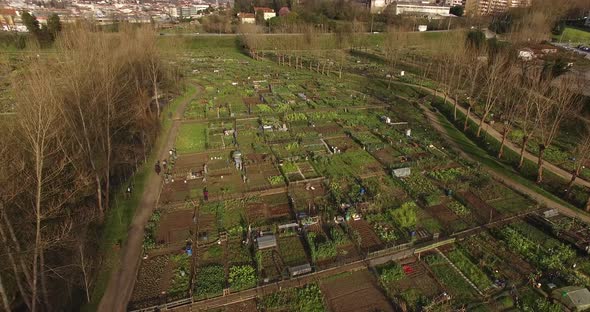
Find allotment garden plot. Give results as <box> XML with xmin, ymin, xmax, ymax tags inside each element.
<box><xmin>128</xmin><ymin>45</ymin><xmax>574</xmax><ymax>311</ymax></box>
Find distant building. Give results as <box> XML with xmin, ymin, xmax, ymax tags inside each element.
<box><xmin>370</xmin><ymin>0</ymin><xmax>450</xmax><ymax>15</ymax></box>
<box><xmin>253</xmin><ymin>7</ymin><xmax>276</xmax><ymax>20</ymax></box>
<box><xmin>445</xmin><ymin>0</ymin><xmax>465</xmax><ymax>6</ymax></box>
<box><xmin>0</xmin><ymin>9</ymin><xmax>22</xmax><ymax>32</ymax></box>
<box><xmin>464</xmin><ymin>0</ymin><xmax>531</xmax><ymax>16</ymax></box>
<box><xmin>168</xmin><ymin>5</ymin><xmax>209</xmax><ymax>19</ymax></box>
<box><xmin>237</xmin><ymin>13</ymin><xmax>255</xmax><ymax>24</ymax></box>
<box><xmin>393</xmin><ymin>2</ymin><xmax>451</xmax><ymax>16</ymax></box>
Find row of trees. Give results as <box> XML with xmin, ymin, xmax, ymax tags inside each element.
<box><xmin>239</xmin><ymin>24</ymin><xmax>353</xmax><ymax>78</ymax></box>
<box><xmin>0</xmin><ymin>24</ymin><xmax>174</xmax><ymax>310</ymax></box>
<box><xmin>428</xmin><ymin>32</ymin><xmax>586</xmax><ymax>190</ymax></box>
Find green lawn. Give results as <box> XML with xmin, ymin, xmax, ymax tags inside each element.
<box><xmin>176</xmin><ymin>123</ymin><xmax>207</xmax><ymax>153</ymax></box>
<box><xmin>554</xmin><ymin>27</ymin><xmax>590</xmax><ymax>44</ymax></box>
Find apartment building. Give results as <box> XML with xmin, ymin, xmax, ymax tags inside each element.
<box><xmin>465</xmin><ymin>0</ymin><xmax>531</xmax><ymax>15</ymax></box>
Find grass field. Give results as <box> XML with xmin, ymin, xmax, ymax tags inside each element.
<box><xmin>554</xmin><ymin>27</ymin><xmax>590</xmax><ymax>44</ymax></box>
<box><xmin>176</xmin><ymin>123</ymin><xmax>207</xmax><ymax>154</ymax></box>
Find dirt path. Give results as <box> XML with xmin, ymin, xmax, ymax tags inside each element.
<box><xmin>395</xmin><ymin>81</ymin><xmax>590</xmax><ymax>189</ymax></box>
<box><xmin>418</xmin><ymin>101</ymin><xmax>590</xmax><ymax>225</ymax></box>
<box><xmin>98</xmin><ymin>85</ymin><xmax>201</xmax><ymax>312</ymax></box>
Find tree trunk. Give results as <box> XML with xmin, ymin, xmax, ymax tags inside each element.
<box><xmin>2</xmin><ymin>210</ymin><xmax>32</xmax><ymax>287</ymax></box>
<box><xmin>463</xmin><ymin>106</ymin><xmax>471</xmax><ymax>132</ymax></box>
<box><xmin>0</xmin><ymin>274</ymin><xmax>11</xmax><ymax>312</ymax></box>
<box><xmin>498</xmin><ymin>128</ymin><xmax>508</xmax><ymax>159</ymax></box>
<box><xmin>518</xmin><ymin>135</ymin><xmax>529</xmax><ymax>170</ymax></box>
<box><xmin>477</xmin><ymin>111</ymin><xmax>488</xmax><ymax>138</ymax></box>
<box><xmin>0</xmin><ymin>217</ymin><xmax>31</xmax><ymax>310</ymax></box>
<box><xmin>79</xmin><ymin>244</ymin><xmax>91</xmax><ymax>303</ymax></box>
<box><xmin>32</xmin><ymin>145</ymin><xmax>44</xmax><ymax>312</ymax></box>
<box><xmin>39</xmin><ymin>248</ymin><xmax>50</xmax><ymax>308</ymax></box>
<box><xmin>567</xmin><ymin>165</ymin><xmax>582</xmax><ymax>191</ymax></box>
<box><xmin>95</xmin><ymin>174</ymin><xmax>103</xmax><ymax>220</ymax></box>
<box><xmin>153</xmin><ymin>78</ymin><xmax>160</xmax><ymax>118</ymax></box>
<box><xmin>105</xmin><ymin>133</ymin><xmax>111</xmax><ymax>213</ymax></box>
<box><xmin>453</xmin><ymin>94</ymin><xmax>459</xmax><ymax>121</ymax></box>
<box><xmin>536</xmin><ymin>147</ymin><xmax>545</xmax><ymax>183</ymax></box>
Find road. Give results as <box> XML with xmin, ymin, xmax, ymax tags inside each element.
<box><xmin>97</xmin><ymin>86</ymin><xmax>200</xmax><ymax>312</ymax></box>
<box><xmin>394</xmin><ymin>81</ymin><xmax>590</xmax><ymax>189</ymax></box>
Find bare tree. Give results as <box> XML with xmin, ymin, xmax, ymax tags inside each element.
<box><xmin>16</xmin><ymin>61</ymin><xmax>65</xmax><ymax>311</ymax></box>
<box><xmin>496</xmin><ymin>72</ymin><xmax>521</xmax><ymax>159</ymax></box>
<box><xmin>463</xmin><ymin>53</ymin><xmax>484</xmax><ymax>132</ymax></box>
<box><xmin>383</xmin><ymin>27</ymin><xmax>405</xmax><ymax>89</ymax></box>
<box><xmin>1</xmin><ymin>24</ymin><xmax>176</xmax><ymax>310</ymax></box>
<box><xmin>476</xmin><ymin>52</ymin><xmax>509</xmax><ymax>137</ymax></box>
<box><xmin>566</xmin><ymin>126</ymin><xmax>590</xmax><ymax>192</ymax></box>
<box><xmin>515</xmin><ymin>78</ymin><xmax>542</xmax><ymax>169</ymax></box>
<box><xmin>534</xmin><ymin>76</ymin><xmax>583</xmax><ymax>183</ymax></box>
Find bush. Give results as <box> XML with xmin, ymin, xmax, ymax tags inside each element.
<box><xmin>307</xmin><ymin>232</ymin><xmax>337</xmax><ymax>262</ymax></box>
<box><xmin>329</xmin><ymin>226</ymin><xmax>347</xmax><ymax>246</ymax></box>
<box><xmin>229</xmin><ymin>265</ymin><xmax>257</xmax><ymax>291</ymax></box>
<box><xmin>390</xmin><ymin>201</ymin><xmax>417</xmax><ymax>229</ymax></box>
<box><xmin>194</xmin><ymin>265</ymin><xmax>225</xmax><ymax>298</ymax></box>
<box><xmin>378</xmin><ymin>261</ymin><xmax>406</xmax><ymax>284</ymax></box>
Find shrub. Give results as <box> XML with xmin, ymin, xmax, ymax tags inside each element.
<box><xmin>378</xmin><ymin>261</ymin><xmax>406</xmax><ymax>284</ymax></box>
<box><xmin>307</xmin><ymin>232</ymin><xmax>337</xmax><ymax>262</ymax></box>
<box><xmin>229</xmin><ymin>265</ymin><xmax>257</xmax><ymax>291</ymax></box>
<box><xmin>390</xmin><ymin>201</ymin><xmax>417</xmax><ymax>229</ymax></box>
<box><xmin>329</xmin><ymin>226</ymin><xmax>347</xmax><ymax>246</ymax></box>
<box><xmin>194</xmin><ymin>265</ymin><xmax>225</xmax><ymax>298</ymax></box>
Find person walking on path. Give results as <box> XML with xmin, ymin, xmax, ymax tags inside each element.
<box><xmin>163</xmin><ymin>159</ymin><xmax>168</xmax><ymax>171</ymax></box>
<box><xmin>203</xmin><ymin>187</ymin><xmax>209</xmax><ymax>201</ymax></box>
<box><xmin>155</xmin><ymin>161</ymin><xmax>161</xmax><ymax>175</ymax></box>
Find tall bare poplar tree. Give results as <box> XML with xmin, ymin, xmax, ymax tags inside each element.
<box><xmin>534</xmin><ymin>76</ymin><xmax>583</xmax><ymax>183</ymax></box>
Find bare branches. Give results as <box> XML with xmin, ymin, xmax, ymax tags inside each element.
<box><xmin>3</xmin><ymin>24</ymin><xmax>174</xmax><ymax>310</ymax></box>
<box><xmin>534</xmin><ymin>75</ymin><xmax>583</xmax><ymax>182</ymax></box>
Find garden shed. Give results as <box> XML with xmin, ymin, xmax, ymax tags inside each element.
<box><xmin>256</xmin><ymin>234</ymin><xmax>277</xmax><ymax>250</ymax></box>
<box><xmin>288</xmin><ymin>263</ymin><xmax>312</xmax><ymax>277</ymax></box>
<box><xmin>553</xmin><ymin>286</ymin><xmax>590</xmax><ymax>311</ymax></box>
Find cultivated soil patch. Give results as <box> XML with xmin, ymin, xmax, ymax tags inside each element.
<box><xmin>320</xmin><ymin>269</ymin><xmax>394</xmax><ymax>312</ymax></box>
<box><xmin>156</xmin><ymin>209</ymin><xmax>194</xmax><ymax>245</ymax></box>
<box><xmin>349</xmin><ymin>219</ymin><xmax>382</xmax><ymax>252</ymax></box>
